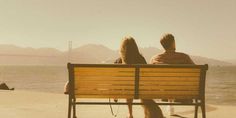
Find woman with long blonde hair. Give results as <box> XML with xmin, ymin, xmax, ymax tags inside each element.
<box><xmin>120</xmin><ymin>36</ymin><xmax>146</xmax><ymax>118</ymax></box>
<box><xmin>115</xmin><ymin>36</ymin><xmax>164</xmax><ymax>118</ymax></box>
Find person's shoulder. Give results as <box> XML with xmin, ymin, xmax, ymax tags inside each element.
<box><xmin>152</xmin><ymin>52</ymin><xmax>165</xmax><ymax>58</ymax></box>
<box><xmin>175</xmin><ymin>52</ymin><xmax>191</xmax><ymax>57</ymax></box>
<box><xmin>175</xmin><ymin>52</ymin><xmax>195</xmax><ymax>64</ymax></box>
<box><xmin>150</xmin><ymin>53</ymin><xmax>164</xmax><ymax>64</ymax></box>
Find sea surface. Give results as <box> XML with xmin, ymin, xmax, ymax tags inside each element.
<box><xmin>0</xmin><ymin>65</ymin><xmax>235</xmax><ymax>105</ymax></box>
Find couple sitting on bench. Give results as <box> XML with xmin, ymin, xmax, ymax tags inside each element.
<box><xmin>65</xmin><ymin>33</ymin><xmax>196</xmax><ymax>118</ymax></box>
<box><xmin>114</xmin><ymin>33</ymin><xmax>194</xmax><ymax>118</ymax></box>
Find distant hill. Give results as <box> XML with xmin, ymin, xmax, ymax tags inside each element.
<box><xmin>0</xmin><ymin>44</ymin><xmax>62</xmax><ymax>56</ymax></box>
<box><xmin>0</xmin><ymin>44</ymin><xmax>232</xmax><ymax>66</ymax></box>
<box><xmin>0</xmin><ymin>44</ymin><xmax>64</xmax><ymax>65</ymax></box>
<box><xmin>68</xmin><ymin>44</ymin><xmax>118</xmax><ymax>63</ymax></box>
<box><xmin>226</xmin><ymin>59</ymin><xmax>236</xmax><ymax>65</ymax></box>
<box><xmin>191</xmin><ymin>56</ymin><xmax>232</xmax><ymax>66</ymax></box>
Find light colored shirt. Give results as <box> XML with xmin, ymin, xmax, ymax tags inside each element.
<box><xmin>150</xmin><ymin>50</ymin><xmax>195</xmax><ymax>64</ymax></box>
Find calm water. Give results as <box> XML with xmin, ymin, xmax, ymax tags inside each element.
<box><xmin>0</xmin><ymin>66</ymin><xmax>67</xmax><ymax>93</ymax></box>
<box><xmin>206</xmin><ymin>66</ymin><xmax>236</xmax><ymax>105</ymax></box>
<box><xmin>0</xmin><ymin>65</ymin><xmax>235</xmax><ymax>105</ymax></box>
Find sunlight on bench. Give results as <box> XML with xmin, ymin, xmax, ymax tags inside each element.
<box><xmin>67</xmin><ymin>63</ymin><xmax>208</xmax><ymax>118</ymax></box>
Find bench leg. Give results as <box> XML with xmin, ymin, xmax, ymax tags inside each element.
<box><xmin>68</xmin><ymin>97</ymin><xmax>72</xmax><ymax>118</ymax></box>
<box><xmin>194</xmin><ymin>99</ymin><xmax>199</xmax><ymax>118</ymax></box>
<box><xmin>201</xmin><ymin>103</ymin><xmax>206</xmax><ymax>118</ymax></box>
<box><xmin>72</xmin><ymin>99</ymin><xmax>77</xmax><ymax>118</ymax></box>
<box><xmin>194</xmin><ymin>105</ymin><xmax>198</xmax><ymax>118</ymax></box>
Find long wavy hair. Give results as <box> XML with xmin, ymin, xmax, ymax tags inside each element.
<box><xmin>120</xmin><ymin>36</ymin><xmax>142</xmax><ymax>64</ymax></box>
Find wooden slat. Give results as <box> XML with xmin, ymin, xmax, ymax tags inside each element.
<box><xmin>140</xmin><ymin>68</ymin><xmax>201</xmax><ymax>72</ymax></box>
<box><xmin>75</xmin><ymin>85</ymin><xmax>134</xmax><ymax>89</ymax></box>
<box><xmin>140</xmin><ymin>72</ymin><xmax>200</xmax><ymax>77</ymax></box>
<box><xmin>139</xmin><ymin>85</ymin><xmax>199</xmax><ymax>91</ymax></box>
<box><xmin>75</xmin><ymin>88</ymin><xmax>134</xmax><ymax>93</ymax></box>
<box><xmin>75</xmin><ymin>76</ymin><xmax>135</xmax><ymax>81</ymax></box>
<box><xmin>74</xmin><ymin>80</ymin><xmax>134</xmax><ymax>86</ymax></box>
<box><xmin>75</xmin><ymin>85</ymin><xmax>134</xmax><ymax>90</ymax></box>
<box><xmin>75</xmin><ymin>84</ymin><xmax>134</xmax><ymax>89</ymax></box>
<box><xmin>75</xmin><ymin>79</ymin><xmax>134</xmax><ymax>83</ymax></box>
<box><xmin>74</xmin><ymin>72</ymin><xmax>134</xmax><ymax>77</ymax></box>
<box><xmin>75</xmin><ymin>86</ymin><xmax>134</xmax><ymax>90</ymax></box>
<box><xmin>140</xmin><ymin>77</ymin><xmax>199</xmax><ymax>82</ymax></box>
<box><xmin>139</xmin><ymin>90</ymin><xmax>198</xmax><ymax>95</ymax></box>
<box><xmin>75</xmin><ymin>90</ymin><xmax>134</xmax><ymax>95</ymax></box>
<box><xmin>139</xmin><ymin>81</ymin><xmax>199</xmax><ymax>86</ymax></box>
<box><xmin>75</xmin><ymin>94</ymin><xmax>134</xmax><ymax>99</ymax></box>
<box><xmin>139</xmin><ymin>94</ymin><xmax>197</xmax><ymax>99</ymax></box>
<box><xmin>74</xmin><ymin>67</ymin><xmax>135</xmax><ymax>72</ymax></box>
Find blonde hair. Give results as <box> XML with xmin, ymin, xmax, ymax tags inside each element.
<box><xmin>120</xmin><ymin>36</ymin><xmax>141</xmax><ymax>64</ymax></box>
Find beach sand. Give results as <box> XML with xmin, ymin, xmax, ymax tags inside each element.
<box><xmin>0</xmin><ymin>90</ymin><xmax>235</xmax><ymax>118</ymax></box>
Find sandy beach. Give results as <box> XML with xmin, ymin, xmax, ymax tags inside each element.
<box><xmin>0</xmin><ymin>90</ymin><xmax>235</xmax><ymax>118</ymax></box>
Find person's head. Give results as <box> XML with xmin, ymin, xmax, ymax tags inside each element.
<box><xmin>160</xmin><ymin>33</ymin><xmax>176</xmax><ymax>51</ymax></box>
<box><xmin>120</xmin><ymin>36</ymin><xmax>141</xmax><ymax>64</ymax></box>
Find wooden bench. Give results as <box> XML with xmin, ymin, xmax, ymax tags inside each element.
<box><xmin>67</xmin><ymin>63</ymin><xmax>208</xmax><ymax>118</ymax></box>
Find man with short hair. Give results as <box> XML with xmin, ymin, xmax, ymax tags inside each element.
<box><xmin>151</xmin><ymin>33</ymin><xmax>194</xmax><ymax>64</ymax></box>
<box><xmin>150</xmin><ymin>33</ymin><xmax>195</xmax><ymax>116</ymax></box>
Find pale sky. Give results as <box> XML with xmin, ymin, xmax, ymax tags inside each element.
<box><xmin>0</xmin><ymin>0</ymin><xmax>235</xmax><ymax>60</ymax></box>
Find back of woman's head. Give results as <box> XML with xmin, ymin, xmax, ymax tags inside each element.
<box><xmin>120</xmin><ymin>36</ymin><xmax>141</xmax><ymax>64</ymax></box>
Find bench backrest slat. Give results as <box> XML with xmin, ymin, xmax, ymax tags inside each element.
<box><xmin>68</xmin><ymin>64</ymin><xmax>208</xmax><ymax>99</ymax></box>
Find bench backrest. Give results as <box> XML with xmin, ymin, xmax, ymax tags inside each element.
<box><xmin>68</xmin><ymin>64</ymin><xmax>208</xmax><ymax>100</ymax></box>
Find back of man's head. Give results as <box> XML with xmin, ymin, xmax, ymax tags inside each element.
<box><xmin>160</xmin><ymin>33</ymin><xmax>175</xmax><ymax>50</ymax></box>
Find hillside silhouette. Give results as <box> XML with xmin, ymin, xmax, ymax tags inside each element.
<box><xmin>0</xmin><ymin>44</ymin><xmax>232</xmax><ymax>66</ymax></box>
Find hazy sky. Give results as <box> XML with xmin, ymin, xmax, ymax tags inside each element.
<box><xmin>0</xmin><ymin>0</ymin><xmax>235</xmax><ymax>60</ymax></box>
